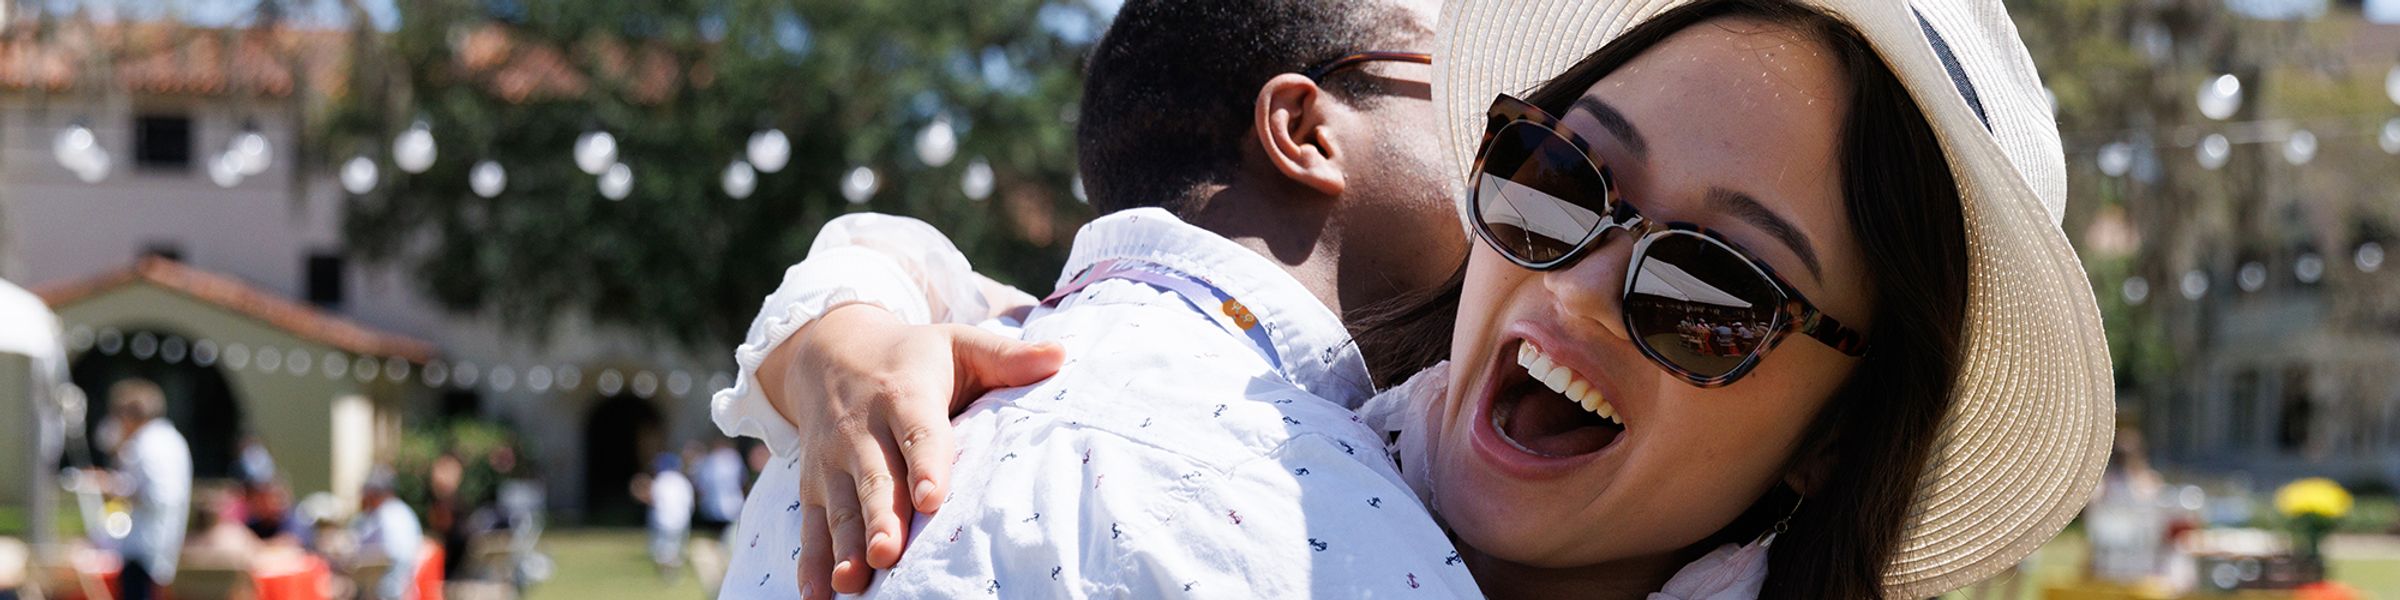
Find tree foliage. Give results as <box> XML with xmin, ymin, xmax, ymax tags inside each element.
<box><xmin>325</xmin><ymin>0</ymin><xmax>1101</xmax><ymax>352</ymax></box>
<box><xmin>2008</xmin><ymin>0</ymin><xmax>2400</xmax><ymax>407</ymax></box>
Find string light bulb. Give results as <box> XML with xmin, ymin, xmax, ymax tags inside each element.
<box><xmin>841</xmin><ymin>166</ymin><xmax>879</xmax><ymax>204</ymax></box>
<box><xmin>393</xmin><ymin>120</ymin><xmax>437</xmax><ymax>174</ymax></box>
<box><xmin>2197</xmin><ymin>73</ymin><xmax>2242</xmax><ymax>121</ymax></box>
<box><xmin>723</xmin><ymin>160</ymin><xmax>757</xmax><ymax>200</ymax></box>
<box><xmin>961</xmin><ymin>157</ymin><xmax>995</xmax><ymax>201</ymax></box>
<box><xmin>340</xmin><ymin>155</ymin><xmax>379</xmax><ymax>194</ymax></box>
<box><xmin>748</xmin><ymin>128</ymin><xmax>791</xmax><ymax>174</ymax></box>
<box><xmin>471</xmin><ymin>160</ymin><xmax>508</xmax><ymax>198</ymax></box>
<box><xmin>575</xmin><ymin>130</ymin><xmax>618</xmax><ymax>175</ymax></box>
<box><xmin>600</xmin><ymin>162</ymin><xmax>634</xmax><ymax>201</ymax></box>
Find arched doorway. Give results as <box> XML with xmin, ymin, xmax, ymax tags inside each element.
<box><xmin>582</xmin><ymin>392</ymin><xmax>663</xmax><ymax>525</ymax></box>
<box><xmin>69</xmin><ymin>329</ymin><xmax>241</xmax><ymax>479</ymax></box>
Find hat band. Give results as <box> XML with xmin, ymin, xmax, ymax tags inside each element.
<box><xmin>1912</xmin><ymin>6</ymin><xmax>1992</xmax><ymax>132</ymax></box>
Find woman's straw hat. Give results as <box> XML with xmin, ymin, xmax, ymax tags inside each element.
<box><xmin>1431</xmin><ymin>0</ymin><xmax>2114</xmax><ymax>595</ymax></box>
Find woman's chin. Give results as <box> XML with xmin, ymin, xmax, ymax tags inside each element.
<box><xmin>1433</xmin><ymin>467</ymin><xmax>1600</xmax><ymax>568</ymax></box>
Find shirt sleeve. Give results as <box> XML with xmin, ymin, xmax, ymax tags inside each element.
<box><xmin>710</xmin><ymin>213</ymin><xmax>1019</xmax><ymax>456</ymax></box>
<box><xmin>375</xmin><ymin>506</ymin><xmax>424</xmax><ymax>600</ymax></box>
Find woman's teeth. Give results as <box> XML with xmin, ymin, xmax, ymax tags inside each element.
<box><xmin>1517</xmin><ymin>342</ymin><xmax>1621</xmax><ymax>424</ymax></box>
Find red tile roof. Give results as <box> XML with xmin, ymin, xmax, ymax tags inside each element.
<box><xmin>1</xmin><ymin>19</ymin><xmax>693</xmax><ymax>105</ymax></box>
<box><xmin>0</xmin><ymin>21</ymin><xmax>350</xmax><ymax>98</ymax></box>
<box><xmin>35</xmin><ymin>257</ymin><xmax>439</xmax><ymax>363</ymax></box>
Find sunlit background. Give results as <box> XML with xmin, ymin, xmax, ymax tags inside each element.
<box><xmin>1</xmin><ymin>0</ymin><xmax>2398</xmax><ymax>598</ymax></box>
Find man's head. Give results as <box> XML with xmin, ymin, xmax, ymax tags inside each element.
<box><xmin>1077</xmin><ymin>0</ymin><xmax>1467</xmax><ymax>319</ymax></box>
<box><xmin>362</xmin><ymin>466</ymin><xmax>397</xmax><ymax>508</ymax></box>
<box><xmin>108</xmin><ymin>378</ymin><xmax>166</xmax><ymax>439</ymax></box>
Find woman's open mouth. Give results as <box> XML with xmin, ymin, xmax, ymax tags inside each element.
<box><xmin>1484</xmin><ymin>339</ymin><xmax>1628</xmax><ymax>461</ymax></box>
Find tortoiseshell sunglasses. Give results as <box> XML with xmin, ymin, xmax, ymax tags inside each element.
<box><xmin>1468</xmin><ymin>94</ymin><xmax>1869</xmax><ymax>387</ymax></box>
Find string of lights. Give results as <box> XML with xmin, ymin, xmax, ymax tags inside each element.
<box><xmin>2118</xmin><ymin>241</ymin><xmax>2388</xmax><ymax>306</ymax></box>
<box><xmin>45</xmin><ymin>109</ymin><xmax>1000</xmax><ymax>206</ymax></box>
<box><xmin>60</xmin><ymin>324</ymin><xmax>733</xmax><ymax>401</ymax></box>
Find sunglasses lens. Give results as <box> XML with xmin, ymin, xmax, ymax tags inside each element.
<box><xmin>1624</xmin><ymin>231</ymin><xmax>1786</xmax><ymax>381</ymax></box>
<box><xmin>1473</xmin><ymin>121</ymin><xmax>1612</xmax><ymax>265</ymax></box>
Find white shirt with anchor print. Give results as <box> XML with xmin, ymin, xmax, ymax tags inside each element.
<box><xmin>712</xmin><ymin>209</ymin><xmax>1478</xmax><ymax>598</ymax></box>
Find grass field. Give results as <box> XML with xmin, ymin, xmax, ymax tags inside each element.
<box><xmin>1939</xmin><ymin>530</ymin><xmax>2400</xmax><ymax>599</ymax></box>
<box><xmin>0</xmin><ymin>504</ymin><xmax>83</xmax><ymax>540</ymax></box>
<box><xmin>8</xmin><ymin>516</ymin><xmax>2394</xmax><ymax>599</ymax></box>
<box><xmin>523</xmin><ymin>527</ymin><xmax>2399</xmax><ymax>600</ymax></box>
<box><xmin>527</xmin><ymin>529</ymin><xmax>709</xmax><ymax>600</ymax></box>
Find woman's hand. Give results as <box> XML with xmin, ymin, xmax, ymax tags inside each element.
<box><xmin>762</xmin><ymin>303</ymin><xmax>1065</xmax><ymax>597</ymax></box>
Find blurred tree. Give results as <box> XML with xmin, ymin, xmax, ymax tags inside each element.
<box><xmin>2009</xmin><ymin>0</ymin><xmax>2400</xmax><ymax>452</ymax></box>
<box><xmin>322</xmin><ymin>0</ymin><xmax>1101</xmax><ymax>352</ymax></box>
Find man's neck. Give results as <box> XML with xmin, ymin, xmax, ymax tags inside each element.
<box><xmin>1179</xmin><ymin>185</ymin><xmax>1348</xmax><ymax>318</ymax></box>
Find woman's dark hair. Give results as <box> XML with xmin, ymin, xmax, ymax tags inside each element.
<box><xmin>1351</xmin><ymin>1</ymin><xmax>1969</xmax><ymax>597</ymax></box>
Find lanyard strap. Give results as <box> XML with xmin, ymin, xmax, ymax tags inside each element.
<box><xmin>1044</xmin><ymin>258</ymin><xmax>1284</xmax><ymax>371</ymax></box>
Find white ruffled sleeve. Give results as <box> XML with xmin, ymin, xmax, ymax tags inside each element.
<box><xmin>710</xmin><ymin>213</ymin><xmax>1002</xmax><ymax>456</ymax></box>
<box><xmin>1357</xmin><ymin>361</ymin><xmax>1446</xmax><ymax>507</ymax></box>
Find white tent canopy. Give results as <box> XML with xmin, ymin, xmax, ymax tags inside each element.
<box><xmin>0</xmin><ymin>277</ymin><xmax>65</xmax><ymax>377</ymax></box>
<box><xmin>1478</xmin><ymin>175</ymin><xmax>1603</xmax><ymax>246</ymax></box>
<box><xmin>0</xmin><ymin>276</ymin><xmax>67</xmax><ymax>554</ymax></box>
<box><xmin>1631</xmin><ymin>259</ymin><xmax>1754</xmax><ymax>309</ymax></box>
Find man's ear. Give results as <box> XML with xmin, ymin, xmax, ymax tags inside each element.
<box><xmin>1254</xmin><ymin>73</ymin><xmax>1348</xmax><ymax>198</ymax></box>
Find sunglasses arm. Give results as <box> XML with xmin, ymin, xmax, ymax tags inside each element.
<box><xmin>1789</xmin><ymin>306</ymin><xmax>1870</xmax><ymax>357</ymax></box>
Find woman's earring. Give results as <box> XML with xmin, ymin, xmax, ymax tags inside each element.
<box><xmin>1773</xmin><ymin>494</ymin><xmax>1804</xmax><ymax>536</ymax></box>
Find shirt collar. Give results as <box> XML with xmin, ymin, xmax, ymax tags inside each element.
<box><xmin>1058</xmin><ymin>208</ymin><xmax>1377</xmax><ymax>408</ymax></box>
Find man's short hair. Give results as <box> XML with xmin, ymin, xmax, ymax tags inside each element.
<box><xmin>1076</xmin><ymin>0</ymin><xmax>1424</xmax><ymax>214</ymax></box>
<box><xmin>109</xmin><ymin>378</ymin><xmax>167</xmax><ymax>423</ymax></box>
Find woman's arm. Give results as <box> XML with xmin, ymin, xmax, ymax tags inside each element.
<box><xmin>711</xmin><ymin>213</ymin><xmax>1025</xmax><ymax>454</ymax></box>
<box><xmin>709</xmin><ymin>212</ymin><xmax>1062</xmax><ymax>598</ymax></box>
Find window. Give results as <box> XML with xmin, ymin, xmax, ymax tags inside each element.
<box><xmin>441</xmin><ymin>390</ymin><xmax>483</xmax><ymax>420</ymax></box>
<box><xmin>2228</xmin><ymin>369</ymin><xmax>2260</xmax><ymax>452</ymax></box>
<box><xmin>141</xmin><ymin>242</ymin><xmax>184</xmax><ymax>263</ymax></box>
<box><xmin>2276</xmin><ymin>368</ymin><xmax>2314</xmax><ymax>454</ymax></box>
<box><xmin>133</xmin><ymin>115</ymin><xmax>194</xmax><ymax>171</ymax></box>
<box><xmin>305</xmin><ymin>252</ymin><xmax>345</xmax><ymax>307</ymax></box>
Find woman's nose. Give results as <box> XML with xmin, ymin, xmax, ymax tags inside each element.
<box><xmin>1544</xmin><ymin>233</ymin><xmax>1637</xmax><ymax>343</ymax></box>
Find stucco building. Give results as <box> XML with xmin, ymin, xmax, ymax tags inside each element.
<box><xmin>1</xmin><ymin>18</ymin><xmax>729</xmax><ymax>525</ymax></box>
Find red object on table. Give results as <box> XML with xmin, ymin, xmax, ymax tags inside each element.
<box><xmin>52</xmin><ymin>549</ymin><xmax>121</xmax><ymax>600</ymax></box>
<box><xmin>412</xmin><ymin>544</ymin><xmax>444</xmax><ymax>600</ymax></box>
<box><xmin>248</xmin><ymin>554</ymin><xmax>330</xmax><ymax>600</ymax></box>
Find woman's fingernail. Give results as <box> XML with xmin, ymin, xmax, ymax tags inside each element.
<box><xmin>913</xmin><ymin>480</ymin><xmax>935</xmax><ymax>507</ymax></box>
<box><xmin>870</xmin><ymin>531</ymin><xmax>889</xmax><ymax>550</ymax></box>
<box><xmin>800</xmin><ymin>581</ymin><xmax>815</xmax><ymax>598</ymax></box>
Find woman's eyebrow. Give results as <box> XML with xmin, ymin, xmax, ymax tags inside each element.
<box><xmin>1570</xmin><ymin>96</ymin><xmax>1649</xmax><ymax>159</ymax></box>
<box><xmin>1705</xmin><ymin>186</ymin><xmax>1822</xmax><ymax>281</ymax></box>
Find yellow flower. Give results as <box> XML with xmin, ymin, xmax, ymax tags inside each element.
<box><xmin>2274</xmin><ymin>477</ymin><xmax>2353</xmax><ymax>520</ymax></box>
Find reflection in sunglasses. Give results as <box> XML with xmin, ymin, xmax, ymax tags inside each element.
<box><xmin>1631</xmin><ymin>260</ymin><xmax>1754</xmax><ymax>309</ymax></box>
<box><xmin>1478</xmin><ymin>172</ymin><xmax>1603</xmax><ymax>259</ymax></box>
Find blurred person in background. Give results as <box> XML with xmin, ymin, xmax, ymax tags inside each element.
<box><xmin>236</xmin><ymin>435</ymin><xmax>277</xmax><ymax>487</ymax></box>
<box><xmin>241</xmin><ymin>477</ymin><xmax>300</xmax><ymax>542</ymax></box>
<box><xmin>425</xmin><ymin>452</ymin><xmax>471</xmax><ymax>581</ymax></box>
<box><xmin>743</xmin><ymin>444</ymin><xmax>770</xmax><ymax>495</ymax></box>
<box><xmin>644</xmin><ymin>452</ymin><xmax>695</xmax><ymax>578</ymax></box>
<box><xmin>2086</xmin><ymin>427</ymin><xmax>2172</xmax><ymax>587</ymax></box>
<box><xmin>354</xmin><ymin>467</ymin><xmax>424</xmax><ymax>600</ymax></box>
<box><xmin>100</xmin><ymin>379</ymin><xmax>190</xmax><ymax>600</ymax></box>
<box><xmin>696</xmin><ymin>438</ymin><xmax>748</xmax><ymax>534</ymax></box>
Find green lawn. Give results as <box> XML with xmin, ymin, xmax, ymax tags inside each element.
<box><xmin>528</xmin><ymin>529</ymin><xmax>709</xmax><ymax>600</ymax></box>
<box><xmin>18</xmin><ymin>518</ymin><xmax>2392</xmax><ymax>599</ymax></box>
<box><xmin>0</xmin><ymin>503</ymin><xmax>85</xmax><ymax>540</ymax></box>
<box><xmin>523</xmin><ymin>526</ymin><xmax>2394</xmax><ymax>600</ymax></box>
<box><xmin>1941</xmin><ymin>530</ymin><xmax>2400</xmax><ymax>599</ymax></box>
